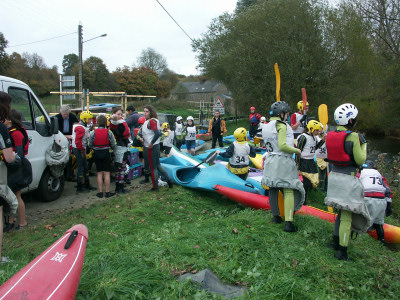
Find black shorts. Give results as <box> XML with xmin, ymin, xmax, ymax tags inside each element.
<box><xmin>164</xmin><ymin>146</ymin><xmax>172</xmax><ymax>155</ymax></box>
<box><xmin>94</xmin><ymin>149</ymin><xmax>112</xmax><ymax>172</ymax></box>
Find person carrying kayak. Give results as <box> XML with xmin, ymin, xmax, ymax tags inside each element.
<box><xmin>208</xmin><ymin>110</ymin><xmax>227</xmax><ymax>149</ymax></box>
<box><xmin>138</xmin><ymin>105</ymin><xmax>173</xmax><ymax>192</ymax></box>
<box><xmin>325</xmin><ymin>103</ymin><xmax>370</xmax><ymax>260</ymax></box>
<box><xmin>357</xmin><ymin>160</ymin><xmax>393</xmax><ymax>246</ymax></box>
<box><xmin>261</xmin><ymin>101</ymin><xmax>305</xmax><ymax>232</ymax></box>
<box><xmin>174</xmin><ymin>116</ymin><xmax>185</xmax><ymax>150</ymax></box>
<box><xmin>291</xmin><ymin>101</ymin><xmax>309</xmax><ymax>139</ymax></box>
<box><xmin>216</xmin><ymin>127</ymin><xmax>256</xmax><ymax>180</ymax></box>
<box><xmin>296</xmin><ymin>120</ymin><xmax>326</xmax><ymax>204</ymax></box>
<box><xmin>249</xmin><ymin>107</ymin><xmax>261</xmax><ymax>139</ymax></box>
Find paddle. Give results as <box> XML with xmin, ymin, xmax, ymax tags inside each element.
<box><xmin>301</xmin><ymin>88</ymin><xmax>307</xmax><ymax>116</ymax></box>
<box><xmin>274</xmin><ymin>63</ymin><xmax>280</xmax><ymax>102</ymax></box>
<box><xmin>183</xmin><ymin>151</ymin><xmax>218</xmax><ymax>173</ymax></box>
<box><xmin>318</xmin><ymin>104</ymin><xmax>328</xmax><ymax>131</ymax></box>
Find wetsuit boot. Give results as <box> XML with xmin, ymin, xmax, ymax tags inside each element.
<box><xmin>271</xmin><ymin>216</ymin><xmax>283</xmax><ymax>224</ymax></box>
<box><xmin>284</xmin><ymin>221</ymin><xmax>298</xmax><ymax>232</ymax></box>
<box><xmin>375</xmin><ymin>224</ymin><xmax>386</xmax><ymax>246</ymax></box>
<box><xmin>77</xmin><ymin>181</ymin><xmax>89</xmax><ymax>193</ymax></box>
<box><xmin>334</xmin><ymin>246</ymin><xmax>350</xmax><ymax>261</ymax></box>
<box><xmin>329</xmin><ymin>235</ymin><xmax>339</xmax><ymax>250</ymax></box>
<box><xmin>140</xmin><ymin>175</ymin><xmax>150</xmax><ymax>184</ymax></box>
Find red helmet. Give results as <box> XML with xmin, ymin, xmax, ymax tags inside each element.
<box><xmin>138</xmin><ymin>117</ymin><xmax>146</xmax><ymax>125</ymax></box>
<box><xmin>250</xmin><ymin>106</ymin><xmax>255</xmax><ymax>110</ymax></box>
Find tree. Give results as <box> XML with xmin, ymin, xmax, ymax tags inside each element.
<box><xmin>22</xmin><ymin>52</ymin><xmax>47</xmax><ymax>70</ymax></box>
<box><xmin>82</xmin><ymin>56</ymin><xmax>112</xmax><ymax>91</ymax></box>
<box><xmin>159</xmin><ymin>68</ymin><xmax>179</xmax><ymax>90</ymax></box>
<box><xmin>193</xmin><ymin>0</ymin><xmax>330</xmax><ymax>114</ymax></box>
<box><xmin>62</xmin><ymin>53</ymin><xmax>79</xmax><ymax>75</ymax></box>
<box><xmin>0</xmin><ymin>32</ymin><xmax>10</xmax><ymax>73</ymax></box>
<box><xmin>235</xmin><ymin>0</ymin><xmax>259</xmax><ymax>14</ymax></box>
<box><xmin>137</xmin><ymin>48</ymin><xmax>168</xmax><ymax>74</ymax></box>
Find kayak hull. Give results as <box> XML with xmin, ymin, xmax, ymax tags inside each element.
<box><xmin>213</xmin><ymin>185</ymin><xmax>400</xmax><ymax>244</ymax></box>
<box><xmin>160</xmin><ymin>163</ymin><xmax>260</xmax><ymax>194</ymax></box>
<box><xmin>0</xmin><ymin>224</ymin><xmax>88</xmax><ymax>299</ymax></box>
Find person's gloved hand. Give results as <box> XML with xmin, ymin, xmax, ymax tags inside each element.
<box><xmin>300</xmin><ymin>115</ymin><xmax>307</xmax><ymax>123</ymax></box>
<box><xmin>386</xmin><ymin>202</ymin><xmax>393</xmax><ymax>217</ymax></box>
<box><xmin>358</xmin><ymin>133</ymin><xmax>367</xmax><ymax>145</ymax></box>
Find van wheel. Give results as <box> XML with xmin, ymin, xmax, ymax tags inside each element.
<box><xmin>35</xmin><ymin>169</ymin><xmax>64</xmax><ymax>202</ymax></box>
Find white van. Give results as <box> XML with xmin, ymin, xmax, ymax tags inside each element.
<box><xmin>0</xmin><ymin>75</ymin><xmax>69</xmax><ymax>202</ymax></box>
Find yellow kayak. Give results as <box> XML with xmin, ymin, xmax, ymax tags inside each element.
<box><xmin>249</xmin><ymin>154</ymin><xmax>263</xmax><ymax>169</ymax></box>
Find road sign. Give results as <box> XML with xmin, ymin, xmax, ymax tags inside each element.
<box><xmin>213</xmin><ymin>97</ymin><xmax>225</xmax><ymax>114</ymax></box>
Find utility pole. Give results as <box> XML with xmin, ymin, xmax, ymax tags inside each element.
<box><xmin>78</xmin><ymin>23</ymin><xmax>83</xmax><ymax>106</ymax></box>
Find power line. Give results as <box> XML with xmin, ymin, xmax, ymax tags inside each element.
<box><xmin>9</xmin><ymin>32</ymin><xmax>77</xmax><ymax>48</ymax></box>
<box><xmin>155</xmin><ymin>0</ymin><xmax>193</xmax><ymax>42</ymax></box>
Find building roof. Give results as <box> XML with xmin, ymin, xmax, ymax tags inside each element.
<box><xmin>173</xmin><ymin>81</ymin><xmax>223</xmax><ymax>94</ymax></box>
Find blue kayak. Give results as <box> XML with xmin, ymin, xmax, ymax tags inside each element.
<box><xmin>160</xmin><ymin>158</ymin><xmax>260</xmax><ymax>194</ymax></box>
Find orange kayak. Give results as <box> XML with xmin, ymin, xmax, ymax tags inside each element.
<box><xmin>213</xmin><ymin>184</ymin><xmax>400</xmax><ymax>244</ymax></box>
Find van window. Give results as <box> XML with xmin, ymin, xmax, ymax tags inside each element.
<box><xmin>8</xmin><ymin>88</ymin><xmax>34</xmax><ymax>130</ymax></box>
<box><xmin>31</xmin><ymin>94</ymin><xmax>51</xmax><ymax>137</ymax></box>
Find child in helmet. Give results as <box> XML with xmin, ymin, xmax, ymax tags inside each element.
<box><xmin>132</xmin><ymin>116</ymin><xmax>145</xmax><ymax>164</ymax></box>
<box><xmin>88</xmin><ymin>114</ymin><xmax>116</xmax><ymax>198</ymax></box>
<box><xmin>325</xmin><ymin>103</ymin><xmax>370</xmax><ymax>261</ymax></box>
<box><xmin>174</xmin><ymin>116</ymin><xmax>185</xmax><ymax>150</ymax></box>
<box><xmin>72</xmin><ymin>111</ymin><xmax>96</xmax><ymax>192</ymax></box>
<box><xmin>357</xmin><ymin>160</ymin><xmax>393</xmax><ymax>246</ymax></box>
<box><xmin>109</xmin><ymin>107</ymin><xmax>131</xmax><ymax>194</ymax></box>
<box><xmin>161</xmin><ymin>122</ymin><xmax>175</xmax><ymax>157</ymax></box>
<box><xmin>216</xmin><ymin>127</ymin><xmax>256</xmax><ymax>180</ymax></box>
<box><xmin>296</xmin><ymin>120</ymin><xmax>326</xmax><ymax>204</ymax></box>
<box><xmin>183</xmin><ymin>116</ymin><xmax>198</xmax><ymax>156</ymax></box>
<box><xmin>261</xmin><ymin>101</ymin><xmax>305</xmax><ymax>233</ymax></box>
<box><xmin>249</xmin><ymin>107</ymin><xmax>261</xmax><ymax>139</ymax></box>
<box><xmin>255</xmin><ymin>116</ymin><xmax>267</xmax><ymax>147</ymax></box>
<box><xmin>291</xmin><ymin>101</ymin><xmax>309</xmax><ymax>139</ymax></box>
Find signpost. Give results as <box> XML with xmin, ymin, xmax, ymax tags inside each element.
<box><xmin>59</xmin><ymin>75</ymin><xmax>76</xmax><ymax>107</ymax></box>
<box><xmin>213</xmin><ymin>97</ymin><xmax>225</xmax><ymax>114</ymax></box>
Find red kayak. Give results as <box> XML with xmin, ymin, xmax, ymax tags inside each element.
<box><xmin>213</xmin><ymin>184</ymin><xmax>400</xmax><ymax>244</ymax></box>
<box><xmin>0</xmin><ymin>224</ymin><xmax>88</xmax><ymax>299</ymax></box>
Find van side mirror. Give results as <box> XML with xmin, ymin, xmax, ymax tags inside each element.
<box><xmin>50</xmin><ymin>116</ymin><xmax>59</xmax><ymax>134</ymax></box>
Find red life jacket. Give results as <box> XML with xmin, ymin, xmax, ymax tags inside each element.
<box><xmin>93</xmin><ymin>128</ymin><xmax>110</xmax><ymax>148</ymax></box>
<box><xmin>109</xmin><ymin>122</ymin><xmax>130</xmax><ymax>141</ymax></box>
<box><xmin>326</xmin><ymin>130</ymin><xmax>355</xmax><ymax>166</ymax></box>
<box><xmin>133</xmin><ymin>127</ymin><xmax>140</xmax><ymax>138</ymax></box>
<box><xmin>122</xmin><ymin>122</ymin><xmax>130</xmax><ymax>140</ymax></box>
<box><xmin>9</xmin><ymin>127</ymin><xmax>29</xmax><ymax>156</ymax></box>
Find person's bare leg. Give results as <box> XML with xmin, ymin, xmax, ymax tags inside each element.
<box><xmin>16</xmin><ymin>190</ymin><xmax>27</xmax><ymax>226</ymax></box>
<box><xmin>97</xmin><ymin>172</ymin><xmax>103</xmax><ymax>193</ymax></box>
<box><xmin>104</xmin><ymin>172</ymin><xmax>111</xmax><ymax>193</ymax></box>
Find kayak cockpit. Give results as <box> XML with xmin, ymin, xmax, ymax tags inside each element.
<box><xmin>176</xmin><ymin>167</ymin><xmax>201</xmax><ymax>184</ymax></box>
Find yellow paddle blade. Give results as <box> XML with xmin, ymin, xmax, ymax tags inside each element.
<box><xmin>278</xmin><ymin>191</ymin><xmax>285</xmax><ymax>218</ymax></box>
<box><xmin>254</xmin><ymin>136</ymin><xmax>260</xmax><ymax>145</ymax></box>
<box><xmin>274</xmin><ymin>63</ymin><xmax>280</xmax><ymax>102</ymax></box>
<box><xmin>318</xmin><ymin>104</ymin><xmax>328</xmax><ymax>130</ymax></box>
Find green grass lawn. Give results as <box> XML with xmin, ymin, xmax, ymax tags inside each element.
<box><xmin>1</xmin><ymin>184</ymin><xmax>399</xmax><ymax>299</ymax></box>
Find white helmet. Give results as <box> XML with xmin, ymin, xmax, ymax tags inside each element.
<box><xmin>260</xmin><ymin>116</ymin><xmax>266</xmax><ymax>123</ymax></box>
<box><xmin>176</xmin><ymin>116</ymin><xmax>183</xmax><ymax>121</ymax></box>
<box><xmin>187</xmin><ymin>116</ymin><xmax>194</xmax><ymax>121</ymax></box>
<box><xmin>334</xmin><ymin>103</ymin><xmax>358</xmax><ymax>125</ymax></box>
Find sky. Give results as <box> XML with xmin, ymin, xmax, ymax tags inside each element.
<box><xmin>1</xmin><ymin>0</ymin><xmax>240</xmax><ymax>76</ymax></box>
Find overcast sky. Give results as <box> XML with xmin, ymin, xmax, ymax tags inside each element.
<box><xmin>1</xmin><ymin>0</ymin><xmax>240</xmax><ymax>76</ymax></box>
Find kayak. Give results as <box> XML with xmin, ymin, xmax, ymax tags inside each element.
<box><xmin>180</xmin><ymin>140</ymin><xmax>206</xmax><ymax>153</ymax></box>
<box><xmin>213</xmin><ymin>185</ymin><xmax>400</xmax><ymax>244</ymax></box>
<box><xmin>249</xmin><ymin>154</ymin><xmax>263</xmax><ymax>169</ymax></box>
<box><xmin>196</xmin><ymin>132</ymin><xmax>212</xmax><ymax>141</ymax></box>
<box><xmin>170</xmin><ymin>146</ymin><xmax>207</xmax><ymax>168</ymax></box>
<box><xmin>160</xmin><ymin>161</ymin><xmax>260</xmax><ymax>194</ymax></box>
<box><xmin>0</xmin><ymin>224</ymin><xmax>88</xmax><ymax>299</ymax></box>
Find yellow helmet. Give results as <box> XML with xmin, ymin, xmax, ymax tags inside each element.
<box><xmin>162</xmin><ymin>122</ymin><xmax>169</xmax><ymax>129</ymax></box>
<box><xmin>38</xmin><ymin>115</ymin><xmax>46</xmax><ymax>123</ymax></box>
<box><xmin>106</xmin><ymin>114</ymin><xmax>110</xmax><ymax>126</ymax></box>
<box><xmin>297</xmin><ymin>101</ymin><xmax>309</xmax><ymax>111</ymax></box>
<box><xmin>234</xmin><ymin>127</ymin><xmax>247</xmax><ymax>144</ymax></box>
<box><xmin>80</xmin><ymin>111</ymin><xmax>93</xmax><ymax>123</ymax></box>
<box><xmin>307</xmin><ymin>120</ymin><xmax>323</xmax><ymax>133</ymax></box>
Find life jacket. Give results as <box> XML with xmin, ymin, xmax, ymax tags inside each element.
<box><xmin>261</xmin><ymin>120</ymin><xmax>294</xmax><ymax>158</ymax></box>
<box><xmin>326</xmin><ymin>130</ymin><xmax>356</xmax><ymax>166</ymax></box>
<box><xmin>297</xmin><ymin>132</ymin><xmax>317</xmax><ymax>160</ymax></box>
<box><xmin>185</xmin><ymin>126</ymin><xmax>197</xmax><ymax>141</ymax></box>
<box><xmin>293</xmin><ymin>112</ymin><xmax>307</xmax><ymax>134</ymax></box>
<box><xmin>9</xmin><ymin>127</ymin><xmax>29</xmax><ymax>156</ymax></box>
<box><xmin>359</xmin><ymin>168</ymin><xmax>387</xmax><ymax>198</ymax></box>
<box><xmin>249</xmin><ymin>113</ymin><xmax>260</xmax><ymax>125</ymax></box>
<box><xmin>72</xmin><ymin>123</ymin><xmax>89</xmax><ymax>149</ymax></box>
<box><xmin>229</xmin><ymin>142</ymin><xmax>251</xmax><ymax>167</ymax></box>
<box><xmin>93</xmin><ymin>128</ymin><xmax>110</xmax><ymax>148</ymax></box>
<box><xmin>142</xmin><ymin>118</ymin><xmax>161</xmax><ymax>147</ymax></box>
<box><xmin>109</xmin><ymin>121</ymin><xmax>130</xmax><ymax>142</ymax></box>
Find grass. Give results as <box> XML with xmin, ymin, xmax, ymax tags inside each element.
<box><xmin>1</xmin><ymin>183</ymin><xmax>400</xmax><ymax>299</ymax></box>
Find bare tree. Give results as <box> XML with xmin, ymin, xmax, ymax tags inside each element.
<box><xmin>137</xmin><ymin>47</ymin><xmax>168</xmax><ymax>74</ymax></box>
<box><xmin>22</xmin><ymin>52</ymin><xmax>47</xmax><ymax>70</ymax></box>
<box><xmin>352</xmin><ymin>0</ymin><xmax>400</xmax><ymax>59</ymax></box>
